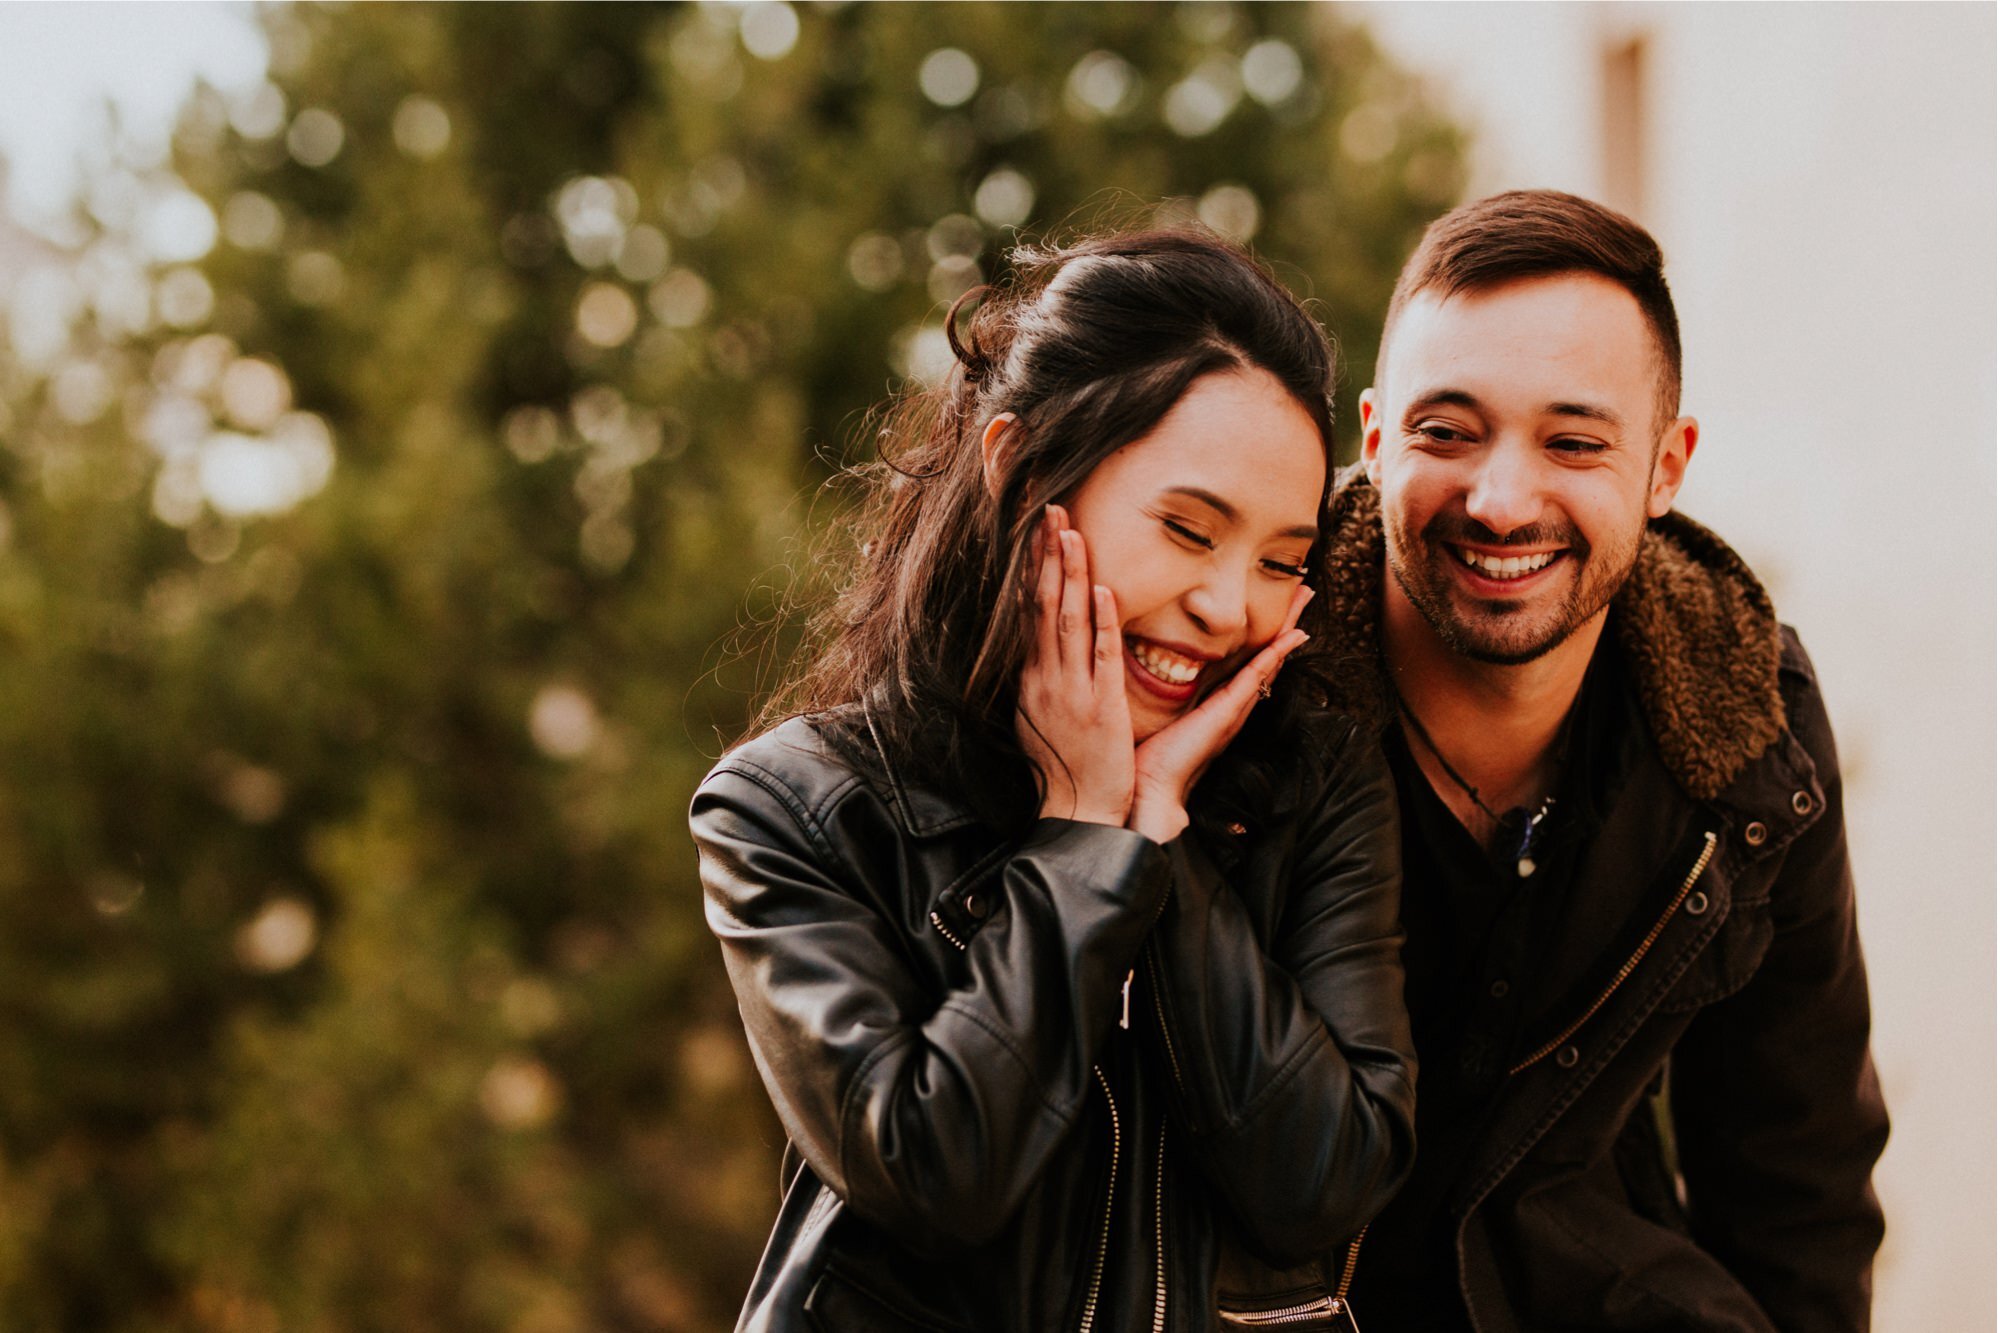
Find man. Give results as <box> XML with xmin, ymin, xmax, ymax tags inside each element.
<box><xmin>1324</xmin><ymin>191</ymin><xmax>1888</xmax><ymax>1331</ymax></box>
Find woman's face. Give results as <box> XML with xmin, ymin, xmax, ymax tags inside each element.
<box><xmin>1063</xmin><ymin>367</ymin><xmax>1326</xmax><ymax>741</ymax></box>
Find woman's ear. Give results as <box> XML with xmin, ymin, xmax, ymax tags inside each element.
<box><xmin>979</xmin><ymin>412</ymin><xmax>1021</xmax><ymax>500</ymax></box>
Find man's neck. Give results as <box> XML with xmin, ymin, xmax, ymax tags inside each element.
<box><xmin>1382</xmin><ymin>579</ymin><xmax>1606</xmax><ymax>831</ymax></box>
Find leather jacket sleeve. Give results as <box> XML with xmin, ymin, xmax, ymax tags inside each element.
<box><xmin>1138</xmin><ymin>723</ymin><xmax>1418</xmax><ymax>1268</ymax></box>
<box><xmin>692</xmin><ymin>753</ymin><xmax>1170</xmax><ymax>1253</ymax></box>
<box><xmin>1667</xmin><ymin>635</ymin><xmax>1889</xmax><ymax>1331</ymax></box>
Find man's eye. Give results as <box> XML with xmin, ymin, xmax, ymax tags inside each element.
<box><xmin>1550</xmin><ymin>437</ymin><xmax>1609</xmax><ymax>455</ymax></box>
<box><xmin>1412</xmin><ymin>423</ymin><xmax>1471</xmax><ymax>446</ymax></box>
<box><xmin>1163</xmin><ymin>518</ymin><xmax>1213</xmax><ymax>549</ymax></box>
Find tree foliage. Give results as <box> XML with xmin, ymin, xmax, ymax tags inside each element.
<box><xmin>0</xmin><ymin>3</ymin><xmax>1462</xmax><ymax>1328</ymax></box>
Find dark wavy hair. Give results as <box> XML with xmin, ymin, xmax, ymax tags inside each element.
<box><xmin>762</xmin><ymin>227</ymin><xmax>1347</xmax><ymax>835</ymax></box>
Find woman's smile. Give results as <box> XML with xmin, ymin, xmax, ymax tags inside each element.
<box><xmin>1123</xmin><ymin>633</ymin><xmax>1219</xmax><ymax>703</ymax></box>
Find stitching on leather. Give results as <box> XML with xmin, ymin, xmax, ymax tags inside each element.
<box><xmin>836</xmin><ymin>1028</ymin><xmax>917</xmax><ymax>1196</ymax></box>
<box><xmin>937</xmin><ymin>997</ymin><xmax>1075</xmax><ymax>1124</ymax></box>
<box><xmin>1231</xmin><ymin>1022</ymin><xmax>1327</xmax><ymax>1132</ymax></box>
<box><xmin>711</xmin><ymin>757</ymin><xmax>861</xmax><ymax>868</ymax></box>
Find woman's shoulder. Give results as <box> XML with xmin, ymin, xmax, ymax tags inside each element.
<box><xmin>703</xmin><ymin>706</ymin><xmax>875</xmax><ymax>799</ymax></box>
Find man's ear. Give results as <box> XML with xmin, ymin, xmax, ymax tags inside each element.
<box><xmin>1359</xmin><ymin>388</ymin><xmax>1385</xmax><ymax>486</ymax></box>
<box><xmin>1647</xmin><ymin>415</ymin><xmax>1699</xmax><ymax>518</ymax></box>
<box><xmin>980</xmin><ymin>412</ymin><xmax>1021</xmax><ymax>500</ymax></box>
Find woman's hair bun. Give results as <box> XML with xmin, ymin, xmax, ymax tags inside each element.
<box><xmin>945</xmin><ymin>283</ymin><xmax>994</xmax><ymax>385</ymax></box>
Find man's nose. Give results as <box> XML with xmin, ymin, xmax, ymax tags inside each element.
<box><xmin>1463</xmin><ymin>443</ymin><xmax>1543</xmax><ymax>537</ymax></box>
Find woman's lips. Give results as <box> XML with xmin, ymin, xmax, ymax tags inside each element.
<box><xmin>1122</xmin><ymin>635</ymin><xmax>1213</xmax><ymax>704</ymax></box>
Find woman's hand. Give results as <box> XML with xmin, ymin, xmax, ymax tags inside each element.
<box><xmin>1015</xmin><ymin>506</ymin><xmax>1136</xmax><ymax>826</ymax></box>
<box><xmin>1127</xmin><ymin>585</ymin><xmax>1313</xmax><ymax>844</ymax></box>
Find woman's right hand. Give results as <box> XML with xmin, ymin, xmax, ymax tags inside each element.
<box><xmin>1016</xmin><ymin>505</ymin><xmax>1135</xmax><ymax>826</ymax></box>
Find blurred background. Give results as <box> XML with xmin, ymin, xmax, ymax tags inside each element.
<box><xmin>0</xmin><ymin>3</ymin><xmax>1986</xmax><ymax>1330</ymax></box>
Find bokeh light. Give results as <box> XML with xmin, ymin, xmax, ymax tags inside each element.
<box><xmin>391</xmin><ymin>94</ymin><xmax>451</xmax><ymax>159</ymax></box>
<box><xmin>235</xmin><ymin>897</ymin><xmax>318</xmax><ymax>973</ymax></box>
<box><xmin>918</xmin><ymin>47</ymin><xmax>980</xmax><ymax>107</ymax></box>
<box><xmin>285</xmin><ymin>106</ymin><xmax>344</xmax><ymax>167</ymax></box>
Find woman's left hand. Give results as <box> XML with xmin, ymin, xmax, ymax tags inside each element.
<box><xmin>1127</xmin><ymin>585</ymin><xmax>1313</xmax><ymax>843</ymax></box>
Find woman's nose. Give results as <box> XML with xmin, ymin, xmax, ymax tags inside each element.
<box><xmin>1183</xmin><ymin>566</ymin><xmax>1249</xmax><ymax>644</ymax></box>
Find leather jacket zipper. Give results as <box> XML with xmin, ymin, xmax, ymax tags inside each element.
<box><xmin>1509</xmin><ymin>830</ymin><xmax>1718</xmax><ymax>1076</ymax></box>
<box><xmin>1217</xmin><ymin>1229</ymin><xmax>1366</xmax><ymax>1329</ymax></box>
<box><xmin>1078</xmin><ymin>1064</ymin><xmax>1120</xmax><ymax>1333</ymax></box>
<box><xmin>1218</xmin><ymin>1298</ymin><xmax>1358</xmax><ymax>1328</ymax></box>
<box><xmin>1151</xmin><ymin>1122</ymin><xmax>1168</xmax><ymax>1333</ymax></box>
<box><xmin>1143</xmin><ymin>943</ymin><xmax>1186</xmax><ymax>1094</ymax></box>
<box><xmin>928</xmin><ymin>910</ymin><xmax>966</xmax><ymax>951</ymax></box>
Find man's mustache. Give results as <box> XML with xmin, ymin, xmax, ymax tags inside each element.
<box><xmin>1421</xmin><ymin>513</ymin><xmax>1588</xmax><ymax>554</ymax></box>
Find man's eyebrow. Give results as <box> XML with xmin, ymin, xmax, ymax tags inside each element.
<box><xmin>1403</xmin><ymin>388</ymin><xmax>1483</xmax><ymax>417</ymax></box>
<box><xmin>1404</xmin><ymin>388</ymin><xmax>1624</xmax><ymax>429</ymax></box>
<box><xmin>1545</xmin><ymin>400</ymin><xmax>1623</xmax><ymax>427</ymax></box>
<box><xmin>1163</xmin><ymin>486</ymin><xmax>1318</xmax><ymax>541</ymax></box>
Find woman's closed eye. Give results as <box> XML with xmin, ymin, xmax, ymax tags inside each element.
<box><xmin>1162</xmin><ymin>516</ymin><xmax>1213</xmax><ymax>549</ymax></box>
<box><xmin>1261</xmin><ymin>557</ymin><xmax>1310</xmax><ymax>579</ymax></box>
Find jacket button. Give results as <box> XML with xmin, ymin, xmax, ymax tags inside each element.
<box><xmin>962</xmin><ymin>891</ymin><xmax>989</xmax><ymax>920</ymax></box>
<box><xmin>1555</xmin><ymin>1045</ymin><xmax>1581</xmax><ymax>1069</ymax></box>
<box><xmin>1685</xmin><ymin>891</ymin><xmax>1710</xmax><ymax>916</ymax></box>
<box><xmin>1743</xmin><ymin>820</ymin><xmax>1769</xmax><ymax>847</ymax></box>
<box><xmin>1488</xmin><ymin>979</ymin><xmax>1510</xmax><ymax>999</ymax></box>
<box><xmin>1791</xmin><ymin>790</ymin><xmax>1813</xmax><ymax>815</ymax></box>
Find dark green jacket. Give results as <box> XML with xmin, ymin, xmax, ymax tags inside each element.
<box><xmin>1320</xmin><ymin>467</ymin><xmax>1889</xmax><ymax>1333</ymax></box>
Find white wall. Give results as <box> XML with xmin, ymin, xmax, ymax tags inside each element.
<box><xmin>1356</xmin><ymin>4</ymin><xmax>1996</xmax><ymax>1328</ymax></box>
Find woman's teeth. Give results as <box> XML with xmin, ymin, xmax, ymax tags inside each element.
<box><xmin>1129</xmin><ymin>639</ymin><xmax>1203</xmax><ymax>685</ymax></box>
<box><xmin>1458</xmin><ymin>548</ymin><xmax>1558</xmax><ymax>580</ymax></box>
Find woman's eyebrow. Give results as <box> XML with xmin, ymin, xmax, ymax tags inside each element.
<box><xmin>1162</xmin><ymin>486</ymin><xmax>1317</xmax><ymax>541</ymax></box>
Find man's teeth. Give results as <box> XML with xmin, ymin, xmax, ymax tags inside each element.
<box><xmin>1129</xmin><ymin>639</ymin><xmax>1203</xmax><ymax>685</ymax></box>
<box><xmin>1458</xmin><ymin>548</ymin><xmax>1559</xmax><ymax>580</ymax></box>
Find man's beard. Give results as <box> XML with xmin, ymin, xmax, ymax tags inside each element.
<box><xmin>1384</xmin><ymin>510</ymin><xmax>1642</xmax><ymax>666</ymax></box>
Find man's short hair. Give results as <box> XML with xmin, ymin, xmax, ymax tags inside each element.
<box><xmin>1377</xmin><ymin>190</ymin><xmax>1683</xmax><ymax>430</ymax></box>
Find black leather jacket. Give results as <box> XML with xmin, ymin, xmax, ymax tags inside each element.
<box><xmin>691</xmin><ymin>709</ymin><xmax>1417</xmax><ymax>1331</ymax></box>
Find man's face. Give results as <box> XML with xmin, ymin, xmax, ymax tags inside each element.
<box><xmin>1362</xmin><ymin>272</ymin><xmax>1696</xmax><ymax>666</ymax></box>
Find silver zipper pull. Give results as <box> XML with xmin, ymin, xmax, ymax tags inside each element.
<box><xmin>1120</xmin><ymin>969</ymin><xmax>1134</xmax><ymax>1030</ymax></box>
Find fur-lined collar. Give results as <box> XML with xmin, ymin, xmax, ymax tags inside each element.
<box><xmin>1317</xmin><ymin>465</ymin><xmax>1785</xmax><ymax>801</ymax></box>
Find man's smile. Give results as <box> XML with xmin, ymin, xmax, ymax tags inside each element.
<box><xmin>1446</xmin><ymin>543</ymin><xmax>1568</xmax><ymax>589</ymax></box>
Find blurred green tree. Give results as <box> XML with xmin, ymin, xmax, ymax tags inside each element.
<box><xmin>0</xmin><ymin>3</ymin><xmax>1462</xmax><ymax>1328</ymax></box>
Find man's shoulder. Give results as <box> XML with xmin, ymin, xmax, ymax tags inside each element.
<box><xmin>1611</xmin><ymin>510</ymin><xmax>1790</xmax><ymax>801</ymax></box>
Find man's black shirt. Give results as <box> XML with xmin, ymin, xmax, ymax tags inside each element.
<box><xmin>1349</xmin><ymin>633</ymin><xmax>1647</xmax><ymax>1330</ymax></box>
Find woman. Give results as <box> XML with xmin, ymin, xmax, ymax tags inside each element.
<box><xmin>691</xmin><ymin>230</ymin><xmax>1415</xmax><ymax>1331</ymax></box>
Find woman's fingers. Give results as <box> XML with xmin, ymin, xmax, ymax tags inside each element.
<box><xmin>1031</xmin><ymin>507</ymin><xmax>1063</xmax><ymax>668</ymax></box>
<box><xmin>1229</xmin><ymin>627</ymin><xmax>1309</xmax><ymax>717</ymax></box>
<box><xmin>1146</xmin><ymin>626</ymin><xmax>1309</xmax><ymax>768</ymax></box>
<box><xmin>1092</xmin><ymin>584</ymin><xmax>1121</xmax><ymax>696</ymax></box>
<box><xmin>1281</xmin><ymin>583</ymin><xmax>1315</xmax><ymax>635</ymax></box>
<box><xmin>1058</xmin><ymin>525</ymin><xmax>1092</xmax><ymax>684</ymax></box>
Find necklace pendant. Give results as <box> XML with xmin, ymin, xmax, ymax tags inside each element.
<box><xmin>1516</xmin><ymin>855</ymin><xmax>1536</xmax><ymax>878</ymax></box>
